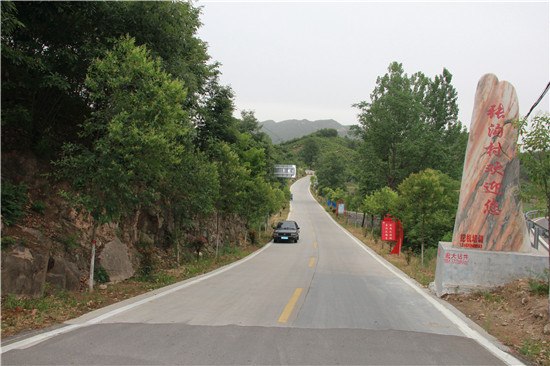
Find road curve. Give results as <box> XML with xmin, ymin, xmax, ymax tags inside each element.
<box><xmin>2</xmin><ymin>176</ymin><xmax>521</xmax><ymax>365</ymax></box>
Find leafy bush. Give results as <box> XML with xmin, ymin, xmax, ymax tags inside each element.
<box><xmin>1</xmin><ymin>181</ymin><xmax>28</xmax><ymax>225</ymax></box>
<box><xmin>31</xmin><ymin>200</ymin><xmax>46</xmax><ymax>214</ymax></box>
<box><xmin>94</xmin><ymin>265</ymin><xmax>110</xmax><ymax>284</ymax></box>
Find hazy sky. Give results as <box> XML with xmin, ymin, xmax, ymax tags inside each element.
<box><xmin>196</xmin><ymin>1</ymin><xmax>549</xmax><ymax>127</ymax></box>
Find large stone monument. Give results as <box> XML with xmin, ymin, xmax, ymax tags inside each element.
<box><xmin>432</xmin><ymin>74</ymin><xmax>547</xmax><ymax>296</ymax></box>
<box><xmin>452</xmin><ymin>73</ymin><xmax>529</xmax><ymax>252</ymax></box>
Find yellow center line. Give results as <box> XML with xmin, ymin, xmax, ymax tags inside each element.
<box><xmin>278</xmin><ymin>288</ymin><xmax>303</xmax><ymax>323</ymax></box>
<box><xmin>308</xmin><ymin>257</ymin><xmax>315</xmax><ymax>267</ymax></box>
<box><xmin>314</xmin><ymin>242</ymin><xmax>317</xmax><ymax>248</ymax></box>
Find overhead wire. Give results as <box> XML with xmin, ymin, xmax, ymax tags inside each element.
<box><xmin>524</xmin><ymin>81</ymin><xmax>550</xmax><ymax>120</ymax></box>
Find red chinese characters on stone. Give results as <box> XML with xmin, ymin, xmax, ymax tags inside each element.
<box><xmin>484</xmin><ymin>141</ymin><xmax>502</xmax><ymax>157</ymax></box>
<box><xmin>487</xmin><ymin>103</ymin><xmax>505</xmax><ymax>119</ymax></box>
<box><xmin>459</xmin><ymin>233</ymin><xmax>483</xmax><ymax>249</ymax></box>
<box><xmin>444</xmin><ymin>252</ymin><xmax>470</xmax><ymax>264</ymax></box>
<box><xmin>488</xmin><ymin>123</ymin><xmax>504</xmax><ymax>138</ymax></box>
<box><xmin>483</xmin><ymin>181</ymin><xmax>503</xmax><ymax>195</ymax></box>
<box><xmin>485</xmin><ymin>161</ymin><xmax>504</xmax><ymax>176</ymax></box>
<box><xmin>480</xmin><ymin>103</ymin><xmax>507</xmax><ymax>216</ymax></box>
<box><xmin>484</xmin><ymin>198</ymin><xmax>502</xmax><ymax>216</ymax></box>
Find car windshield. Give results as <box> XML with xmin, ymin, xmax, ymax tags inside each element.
<box><xmin>278</xmin><ymin>222</ymin><xmax>296</xmax><ymax>229</ymax></box>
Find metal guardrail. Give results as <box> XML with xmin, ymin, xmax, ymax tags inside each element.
<box><xmin>524</xmin><ymin>210</ymin><xmax>549</xmax><ymax>251</ymax></box>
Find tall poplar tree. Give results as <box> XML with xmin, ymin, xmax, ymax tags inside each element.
<box><xmin>354</xmin><ymin>62</ymin><xmax>467</xmax><ymax>192</ymax></box>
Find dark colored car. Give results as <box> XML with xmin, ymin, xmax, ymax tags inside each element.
<box><xmin>273</xmin><ymin>220</ymin><xmax>300</xmax><ymax>243</ymax></box>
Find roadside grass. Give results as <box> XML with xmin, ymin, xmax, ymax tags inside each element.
<box><xmin>519</xmin><ymin>338</ymin><xmax>548</xmax><ymax>363</ymax></box>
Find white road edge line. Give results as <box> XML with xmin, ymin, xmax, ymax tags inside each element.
<box><xmin>1</xmin><ymin>241</ymin><xmax>273</xmax><ymax>353</ymax></box>
<box><xmin>310</xmin><ymin>185</ymin><xmax>524</xmax><ymax>366</ymax></box>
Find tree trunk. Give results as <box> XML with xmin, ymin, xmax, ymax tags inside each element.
<box><xmin>88</xmin><ymin>225</ymin><xmax>97</xmax><ymax>292</ymax></box>
<box><xmin>175</xmin><ymin>228</ymin><xmax>180</xmax><ymax>265</ymax></box>
<box><xmin>421</xmin><ymin>218</ymin><xmax>425</xmax><ymax>268</ymax></box>
<box><xmin>215</xmin><ymin>211</ymin><xmax>220</xmax><ymax>258</ymax></box>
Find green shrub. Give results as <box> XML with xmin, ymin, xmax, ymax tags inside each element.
<box><xmin>528</xmin><ymin>270</ymin><xmax>549</xmax><ymax>295</ymax></box>
<box><xmin>31</xmin><ymin>200</ymin><xmax>46</xmax><ymax>214</ymax></box>
<box><xmin>1</xmin><ymin>181</ymin><xmax>28</xmax><ymax>225</ymax></box>
<box><xmin>94</xmin><ymin>265</ymin><xmax>110</xmax><ymax>284</ymax></box>
<box><xmin>62</xmin><ymin>233</ymin><xmax>79</xmax><ymax>250</ymax></box>
<box><xmin>423</xmin><ymin>246</ymin><xmax>438</xmax><ymax>263</ymax></box>
<box><xmin>1</xmin><ymin>236</ymin><xmax>16</xmax><ymax>251</ymax></box>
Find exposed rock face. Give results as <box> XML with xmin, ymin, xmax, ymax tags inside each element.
<box><xmin>98</xmin><ymin>237</ymin><xmax>134</xmax><ymax>282</ymax></box>
<box><xmin>452</xmin><ymin>74</ymin><xmax>529</xmax><ymax>252</ymax></box>
<box><xmin>45</xmin><ymin>256</ymin><xmax>80</xmax><ymax>292</ymax></box>
<box><xmin>1</xmin><ymin>246</ymin><xmax>48</xmax><ymax>297</ymax></box>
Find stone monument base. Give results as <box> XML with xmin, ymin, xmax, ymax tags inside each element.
<box><xmin>431</xmin><ymin>241</ymin><xmax>548</xmax><ymax>297</ymax></box>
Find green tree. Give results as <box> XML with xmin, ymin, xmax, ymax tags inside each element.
<box><xmin>363</xmin><ymin>187</ymin><xmax>399</xmax><ymax>220</ymax></box>
<box><xmin>353</xmin><ymin>62</ymin><xmax>467</xmax><ymax>191</ymax></box>
<box><xmin>209</xmin><ymin>141</ymin><xmax>249</xmax><ymax>233</ymax></box>
<box><xmin>54</xmin><ymin>36</ymin><xmax>191</xmax><ymax>288</ymax></box>
<box><xmin>234</xmin><ymin>132</ymin><xmax>267</xmax><ymax>179</ymax></box>
<box><xmin>353</xmin><ymin>62</ymin><xmax>424</xmax><ymax>190</ymax></box>
<box><xmin>301</xmin><ymin>138</ymin><xmax>320</xmax><ymax>167</ymax></box>
<box><xmin>516</xmin><ymin>115</ymin><xmax>550</xmax><ymax>222</ymax></box>
<box><xmin>421</xmin><ymin>68</ymin><xmax>468</xmax><ymax>180</ymax></box>
<box><xmin>236</xmin><ymin>110</ymin><xmax>277</xmax><ymax>180</ymax></box>
<box><xmin>316</xmin><ymin>151</ymin><xmax>346</xmax><ymax>191</ymax></box>
<box><xmin>195</xmin><ymin>79</ymin><xmax>238</xmax><ymax>151</ymax></box>
<box><xmin>315</xmin><ymin>128</ymin><xmax>338</xmax><ymax>138</ymax></box>
<box><xmin>55</xmin><ymin>35</ymin><xmax>189</xmax><ymax>234</ymax></box>
<box><xmin>397</xmin><ymin>169</ymin><xmax>459</xmax><ymax>266</ymax></box>
<box><xmin>2</xmin><ymin>1</ymin><xmax>213</xmax><ymax>155</ymax></box>
<box><xmin>238</xmin><ymin>110</ymin><xmax>262</xmax><ymax>135</ymax></box>
<box><xmin>362</xmin><ymin>187</ymin><xmax>399</xmax><ymax>234</ymax></box>
<box><xmin>163</xmin><ymin>150</ymin><xmax>219</xmax><ymax>263</ymax></box>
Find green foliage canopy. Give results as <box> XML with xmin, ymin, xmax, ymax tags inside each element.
<box><xmin>55</xmin><ymin>36</ymin><xmax>191</xmax><ymax>224</ymax></box>
<box><xmin>316</xmin><ymin>151</ymin><xmax>347</xmax><ymax>191</ymax></box>
<box><xmin>516</xmin><ymin>114</ymin><xmax>550</xmax><ymax>220</ymax></box>
<box><xmin>2</xmin><ymin>1</ymin><xmax>212</xmax><ymax>155</ymax></box>
<box><xmin>353</xmin><ymin>62</ymin><xmax>467</xmax><ymax>193</ymax></box>
<box><xmin>397</xmin><ymin>169</ymin><xmax>459</xmax><ymax>264</ymax></box>
<box><xmin>362</xmin><ymin>187</ymin><xmax>398</xmax><ymax>220</ymax></box>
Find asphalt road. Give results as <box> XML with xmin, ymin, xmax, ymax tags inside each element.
<box><xmin>2</xmin><ymin>176</ymin><xmax>522</xmax><ymax>365</ymax></box>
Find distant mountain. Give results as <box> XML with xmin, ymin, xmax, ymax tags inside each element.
<box><xmin>259</xmin><ymin>119</ymin><xmax>352</xmax><ymax>144</ymax></box>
